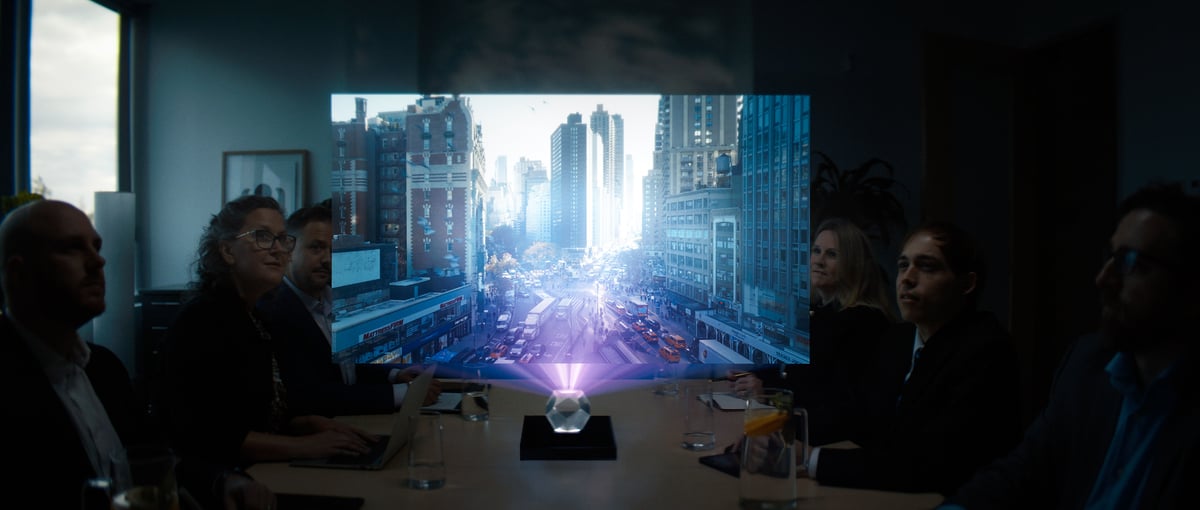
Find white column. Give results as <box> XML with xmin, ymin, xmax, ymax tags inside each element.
<box><xmin>92</xmin><ymin>191</ymin><xmax>137</xmax><ymax>374</ymax></box>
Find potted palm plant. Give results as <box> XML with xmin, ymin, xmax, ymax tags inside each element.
<box><xmin>811</xmin><ymin>151</ymin><xmax>910</xmax><ymax>251</ymax></box>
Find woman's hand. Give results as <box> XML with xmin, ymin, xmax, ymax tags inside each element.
<box><xmin>293</xmin><ymin>429</ymin><xmax>375</xmax><ymax>459</ymax></box>
<box><xmin>421</xmin><ymin>379</ymin><xmax>444</xmax><ymax>406</ymax></box>
<box><xmin>727</xmin><ymin>372</ymin><xmax>763</xmax><ymax>398</ymax></box>
<box><xmin>290</xmin><ymin>415</ymin><xmax>379</xmax><ymax>444</ymax></box>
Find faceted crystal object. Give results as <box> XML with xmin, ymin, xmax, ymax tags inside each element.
<box><xmin>545</xmin><ymin>389</ymin><xmax>591</xmax><ymax>433</ymax></box>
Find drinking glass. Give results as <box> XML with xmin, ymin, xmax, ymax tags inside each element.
<box><xmin>461</xmin><ymin>368</ymin><xmax>490</xmax><ymax>422</ymax></box>
<box><xmin>681</xmin><ymin>381</ymin><xmax>716</xmax><ymax>451</ymax></box>
<box><xmin>407</xmin><ymin>412</ymin><xmax>446</xmax><ymax>490</ymax></box>
<box><xmin>738</xmin><ymin>388</ymin><xmax>797</xmax><ymax>510</ymax></box>
<box><xmin>652</xmin><ymin>363</ymin><xmax>679</xmax><ymax>396</ymax></box>
<box><xmin>109</xmin><ymin>445</ymin><xmax>180</xmax><ymax>510</ymax></box>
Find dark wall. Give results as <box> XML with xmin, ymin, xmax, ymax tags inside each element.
<box><xmin>924</xmin><ymin>23</ymin><xmax>1118</xmax><ymax>426</ymax></box>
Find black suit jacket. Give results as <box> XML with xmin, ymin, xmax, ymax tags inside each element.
<box><xmin>259</xmin><ymin>282</ymin><xmax>395</xmax><ymax>417</ymax></box>
<box><xmin>4</xmin><ymin>313</ymin><xmax>271</xmax><ymax>510</ymax></box>
<box><xmin>811</xmin><ymin>310</ymin><xmax>1023</xmax><ymax>495</ymax></box>
<box><xmin>1</xmin><ymin>315</ymin><xmax>142</xmax><ymax>509</ymax></box>
<box><xmin>945</xmin><ymin>334</ymin><xmax>1200</xmax><ymax>509</ymax></box>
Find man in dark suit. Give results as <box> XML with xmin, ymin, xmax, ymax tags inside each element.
<box><xmin>943</xmin><ymin>182</ymin><xmax>1200</xmax><ymax>509</ymax></box>
<box><xmin>0</xmin><ymin>200</ymin><xmax>273</xmax><ymax>510</ymax></box>
<box><xmin>802</xmin><ymin>222</ymin><xmax>1022</xmax><ymax>495</ymax></box>
<box><xmin>261</xmin><ymin>200</ymin><xmax>437</xmax><ymax>417</ymax></box>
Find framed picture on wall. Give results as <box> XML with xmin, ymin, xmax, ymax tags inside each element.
<box><xmin>222</xmin><ymin>149</ymin><xmax>308</xmax><ymax>217</ymax></box>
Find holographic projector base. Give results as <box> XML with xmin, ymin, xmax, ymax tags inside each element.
<box><xmin>519</xmin><ymin>415</ymin><xmax>616</xmax><ymax>460</ymax></box>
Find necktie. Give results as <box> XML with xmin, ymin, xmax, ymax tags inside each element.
<box><xmin>905</xmin><ymin>347</ymin><xmax>923</xmax><ymax>382</ymax></box>
<box><xmin>898</xmin><ymin>347</ymin><xmax>923</xmax><ymax>408</ymax></box>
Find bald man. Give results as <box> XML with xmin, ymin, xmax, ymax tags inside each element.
<box><xmin>0</xmin><ymin>200</ymin><xmax>273</xmax><ymax>510</ymax></box>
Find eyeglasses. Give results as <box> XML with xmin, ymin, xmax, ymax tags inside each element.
<box><xmin>1103</xmin><ymin>247</ymin><xmax>1180</xmax><ymax>276</ymax></box>
<box><xmin>234</xmin><ymin>230</ymin><xmax>297</xmax><ymax>252</ymax></box>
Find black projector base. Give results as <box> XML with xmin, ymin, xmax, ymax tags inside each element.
<box><xmin>519</xmin><ymin>415</ymin><xmax>617</xmax><ymax>460</ymax></box>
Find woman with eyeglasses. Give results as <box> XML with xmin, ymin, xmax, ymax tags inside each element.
<box><xmin>163</xmin><ymin>196</ymin><xmax>378</xmax><ymax>479</ymax></box>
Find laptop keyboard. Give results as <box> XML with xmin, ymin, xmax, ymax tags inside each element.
<box><xmin>326</xmin><ymin>435</ymin><xmax>391</xmax><ymax>465</ymax></box>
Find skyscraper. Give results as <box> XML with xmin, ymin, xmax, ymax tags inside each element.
<box><xmin>550</xmin><ymin>113</ymin><xmax>587</xmax><ymax>250</ymax></box>
<box><xmin>642</xmin><ymin>95</ymin><xmax>671</xmax><ymax>256</ymax></box>
<box><xmin>661</xmin><ymin>95</ymin><xmax>739</xmax><ymax>194</ymax></box>
<box><xmin>650</xmin><ymin>95</ymin><xmax>740</xmax><ymax>328</ymax></box>
<box><xmin>738</xmin><ymin>95</ymin><xmax>811</xmax><ymax>359</ymax></box>
<box><xmin>589</xmin><ymin>105</ymin><xmax>624</xmax><ymax>247</ymax></box>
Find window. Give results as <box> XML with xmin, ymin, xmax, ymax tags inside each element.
<box><xmin>30</xmin><ymin>0</ymin><xmax>119</xmax><ymax>216</ymax></box>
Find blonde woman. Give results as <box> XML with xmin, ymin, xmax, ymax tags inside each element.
<box><xmin>732</xmin><ymin>218</ymin><xmax>895</xmax><ymax>406</ymax></box>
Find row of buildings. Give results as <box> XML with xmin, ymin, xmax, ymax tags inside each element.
<box><xmin>329</xmin><ymin>94</ymin><xmax>811</xmax><ymax>366</ymax></box>
<box><xmin>642</xmin><ymin>95</ymin><xmax>811</xmax><ymax>364</ymax></box>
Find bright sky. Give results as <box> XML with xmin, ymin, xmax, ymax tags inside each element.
<box><xmin>331</xmin><ymin>94</ymin><xmax>660</xmax><ymax>226</ymax></box>
<box><xmin>29</xmin><ymin>0</ymin><xmax>119</xmax><ymax>216</ymax></box>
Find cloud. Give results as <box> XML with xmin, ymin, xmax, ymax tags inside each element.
<box><xmin>28</xmin><ymin>0</ymin><xmax>120</xmax><ymax>215</ymax></box>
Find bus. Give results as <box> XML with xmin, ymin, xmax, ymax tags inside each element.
<box><xmin>554</xmin><ymin>297</ymin><xmax>580</xmax><ymax>320</ymax></box>
<box><xmin>626</xmin><ymin>297</ymin><xmax>648</xmax><ymax>319</ymax></box>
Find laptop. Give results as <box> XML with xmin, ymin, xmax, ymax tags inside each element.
<box><xmin>290</xmin><ymin>365</ymin><xmax>437</xmax><ymax>470</ymax></box>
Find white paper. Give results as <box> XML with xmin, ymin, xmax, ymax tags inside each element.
<box><xmin>699</xmin><ymin>392</ymin><xmax>774</xmax><ymax>411</ymax></box>
<box><xmin>421</xmin><ymin>392</ymin><xmax>464</xmax><ymax>412</ymax></box>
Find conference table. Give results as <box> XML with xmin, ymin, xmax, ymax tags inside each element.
<box><xmin>249</xmin><ymin>378</ymin><xmax>944</xmax><ymax>509</ymax></box>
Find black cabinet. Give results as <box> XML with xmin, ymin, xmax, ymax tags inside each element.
<box><xmin>135</xmin><ymin>286</ymin><xmax>188</xmax><ymax>418</ymax></box>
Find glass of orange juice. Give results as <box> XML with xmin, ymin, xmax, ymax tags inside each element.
<box><xmin>739</xmin><ymin>388</ymin><xmax>798</xmax><ymax>510</ymax></box>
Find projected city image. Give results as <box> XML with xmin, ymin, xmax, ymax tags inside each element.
<box><xmin>330</xmin><ymin>94</ymin><xmax>811</xmax><ymax>381</ymax></box>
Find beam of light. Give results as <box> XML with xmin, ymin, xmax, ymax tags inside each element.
<box><xmin>483</xmin><ymin>362</ymin><xmax>666</xmax><ymax>397</ymax></box>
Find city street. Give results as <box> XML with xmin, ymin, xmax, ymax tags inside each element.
<box><xmin>463</xmin><ymin>270</ymin><xmax>701</xmax><ymax>366</ymax></box>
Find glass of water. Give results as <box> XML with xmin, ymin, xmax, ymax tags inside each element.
<box><xmin>653</xmin><ymin>363</ymin><xmax>679</xmax><ymax>396</ymax></box>
<box><xmin>681</xmin><ymin>381</ymin><xmax>716</xmax><ymax>450</ymax></box>
<box><xmin>461</xmin><ymin>368</ymin><xmax>489</xmax><ymax>422</ymax></box>
<box><xmin>407</xmin><ymin>412</ymin><xmax>446</xmax><ymax>489</ymax></box>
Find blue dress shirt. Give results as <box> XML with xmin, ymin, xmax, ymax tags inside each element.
<box><xmin>1084</xmin><ymin>352</ymin><xmax>1177</xmax><ymax>509</ymax></box>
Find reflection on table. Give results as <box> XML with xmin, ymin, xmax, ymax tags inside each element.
<box><xmin>248</xmin><ymin>379</ymin><xmax>943</xmax><ymax>509</ymax></box>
